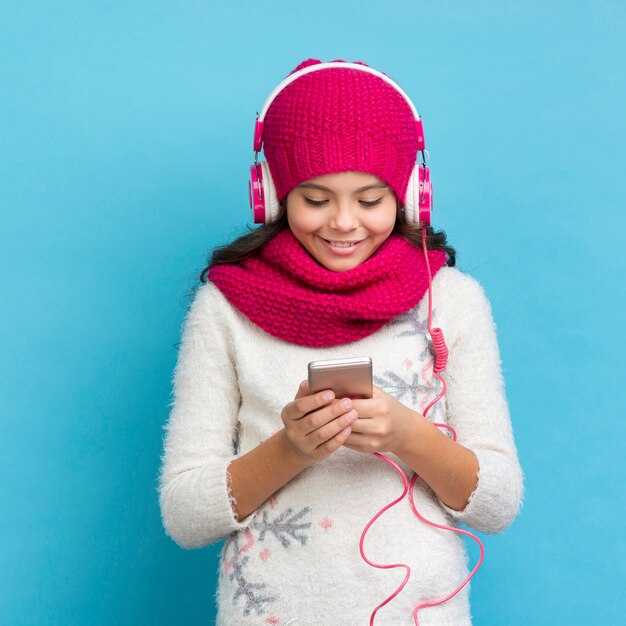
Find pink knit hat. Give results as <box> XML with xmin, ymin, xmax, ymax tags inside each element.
<box><xmin>262</xmin><ymin>58</ymin><xmax>419</xmax><ymax>205</ymax></box>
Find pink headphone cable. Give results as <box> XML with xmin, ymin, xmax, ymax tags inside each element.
<box><xmin>359</xmin><ymin>227</ymin><xmax>485</xmax><ymax>625</ymax></box>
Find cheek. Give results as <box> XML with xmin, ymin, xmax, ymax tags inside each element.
<box><xmin>368</xmin><ymin>206</ymin><xmax>397</xmax><ymax>234</ymax></box>
<box><xmin>286</xmin><ymin>200</ymin><xmax>309</xmax><ymax>230</ymax></box>
<box><xmin>288</xmin><ymin>213</ymin><xmax>319</xmax><ymax>235</ymax></box>
<box><xmin>287</xmin><ymin>207</ymin><xmax>324</xmax><ymax>240</ymax></box>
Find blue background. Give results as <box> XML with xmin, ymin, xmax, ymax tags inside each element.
<box><xmin>2</xmin><ymin>1</ymin><xmax>624</xmax><ymax>624</ymax></box>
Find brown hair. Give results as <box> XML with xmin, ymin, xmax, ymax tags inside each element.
<box><xmin>198</xmin><ymin>202</ymin><xmax>456</xmax><ymax>286</ymax></box>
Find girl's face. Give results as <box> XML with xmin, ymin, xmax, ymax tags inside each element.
<box><xmin>285</xmin><ymin>171</ymin><xmax>398</xmax><ymax>272</ymax></box>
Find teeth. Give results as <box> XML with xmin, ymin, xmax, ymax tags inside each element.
<box><xmin>328</xmin><ymin>241</ymin><xmax>358</xmax><ymax>247</ymax></box>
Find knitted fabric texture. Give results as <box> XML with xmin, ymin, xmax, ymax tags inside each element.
<box><xmin>208</xmin><ymin>228</ymin><xmax>447</xmax><ymax>347</ymax></box>
<box><xmin>262</xmin><ymin>58</ymin><xmax>419</xmax><ymax>204</ymax></box>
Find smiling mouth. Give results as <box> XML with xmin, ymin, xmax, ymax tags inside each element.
<box><xmin>322</xmin><ymin>239</ymin><xmax>363</xmax><ymax>247</ymax></box>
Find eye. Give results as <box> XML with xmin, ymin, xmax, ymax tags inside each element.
<box><xmin>359</xmin><ymin>198</ymin><xmax>383</xmax><ymax>207</ymax></box>
<box><xmin>304</xmin><ymin>197</ymin><xmax>328</xmax><ymax>207</ymax></box>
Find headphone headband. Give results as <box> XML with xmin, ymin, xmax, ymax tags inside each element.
<box><xmin>257</xmin><ymin>62</ymin><xmax>421</xmax><ymax>121</ymax></box>
<box><xmin>253</xmin><ymin>61</ymin><xmax>426</xmax><ymax>153</ymax></box>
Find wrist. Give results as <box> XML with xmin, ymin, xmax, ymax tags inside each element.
<box><xmin>275</xmin><ymin>428</ymin><xmax>315</xmax><ymax>471</ymax></box>
<box><xmin>392</xmin><ymin>409</ymin><xmax>427</xmax><ymax>459</ymax></box>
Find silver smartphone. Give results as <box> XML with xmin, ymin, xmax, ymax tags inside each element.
<box><xmin>307</xmin><ymin>356</ymin><xmax>373</xmax><ymax>399</ymax></box>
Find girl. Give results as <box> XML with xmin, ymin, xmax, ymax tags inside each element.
<box><xmin>158</xmin><ymin>58</ymin><xmax>523</xmax><ymax>626</ymax></box>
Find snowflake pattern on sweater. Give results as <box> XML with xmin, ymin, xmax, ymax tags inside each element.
<box><xmin>222</xmin><ymin>500</ymin><xmax>317</xmax><ymax>621</ymax></box>
<box><xmin>380</xmin><ymin>306</ymin><xmax>446</xmax><ymax>421</ymax></box>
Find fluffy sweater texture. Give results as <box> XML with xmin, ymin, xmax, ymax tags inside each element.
<box><xmin>157</xmin><ymin>266</ymin><xmax>524</xmax><ymax>626</ymax></box>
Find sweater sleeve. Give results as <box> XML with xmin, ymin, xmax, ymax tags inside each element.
<box><xmin>437</xmin><ymin>270</ymin><xmax>524</xmax><ymax>533</ymax></box>
<box><xmin>157</xmin><ymin>283</ymin><xmax>253</xmax><ymax>549</ymax></box>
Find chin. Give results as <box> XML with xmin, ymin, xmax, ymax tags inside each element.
<box><xmin>322</xmin><ymin>254</ymin><xmax>367</xmax><ymax>272</ymax></box>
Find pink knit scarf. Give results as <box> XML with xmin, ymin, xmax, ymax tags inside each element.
<box><xmin>208</xmin><ymin>228</ymin><xmax>447</xmax><ymax>347</ymax></box>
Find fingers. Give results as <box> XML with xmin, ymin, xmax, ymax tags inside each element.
<box><xmin>342</xmin><ymin>432</ymin><xmax>373</xmax><ymax>454</ymax></box>
<box><xmin>307</xmin><ymin>404</ymin><xmax>356</xmax><ymax>455</ymax></box>
<box><xmin>344</xmin><ymin>417</ymin><xmax>374</xmax><ymax>434</ymax></box>
<box><xmin>282</xmin><ymin>382</ymin><xmax>359</xmax><ymax>462</ymax></box>
<box><xmin>342</xmin><ymin>431</ymin><xmax>367</xmax><ymax>445</ymax></box>
<box><xmin>316</xmin><ymin>422</ymin><xmax>353</xmax><ymax>456</ymax></box>
<box><xmin>306</xmin><ymin>405</ymin><xmax>358</xmax><ymax>441</ymax></box>
<box><xmin>301</xmin><ymin>397</ymin><xmax>353</xmax><ymax>436</ymax></box>
<box><xmin>286</xmin><ymin>381</ymin><xmax>336</xmax><ymax>421</ymax></box>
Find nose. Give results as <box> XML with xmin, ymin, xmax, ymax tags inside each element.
<box><xmin>329</xmin><ymin>200</ymin><xmax>358</xmax><ymax>231</ymax></box>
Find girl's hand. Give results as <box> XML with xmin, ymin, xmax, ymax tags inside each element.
<box><xmin>280</xmin><ymin>380</ymin><xmax>358</xmax><ymax>465</ymax></box>
<box><xmin>343</xmin><ymin>385</ymin><xmax>422</xmax><ymax>455</ymax></box>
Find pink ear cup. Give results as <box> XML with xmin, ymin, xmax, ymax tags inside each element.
<box><xmin>249</xmin><ymin>163</ymin><xmax>266</xmax><ymax>224</ymax></box>
<box><xmin>404</xmin><ymin>164</ymin><xmax>432</xmax><ymax>227</ymax></box>
<box><xmin>249</xmin><ymin>161</ymin><xmax>280</xmax><ymax>224</ymax></box>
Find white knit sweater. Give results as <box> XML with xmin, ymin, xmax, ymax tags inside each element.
<box><xmin>157</xmin><ymin>265</ymin><xmax>524</xmax><ymax>626</ymax></box>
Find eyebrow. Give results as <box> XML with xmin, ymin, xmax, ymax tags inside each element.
<box><xmin>297</xmin><ymin>182</ymin><xmax>388</xmax><ymax>193</ymax></box>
